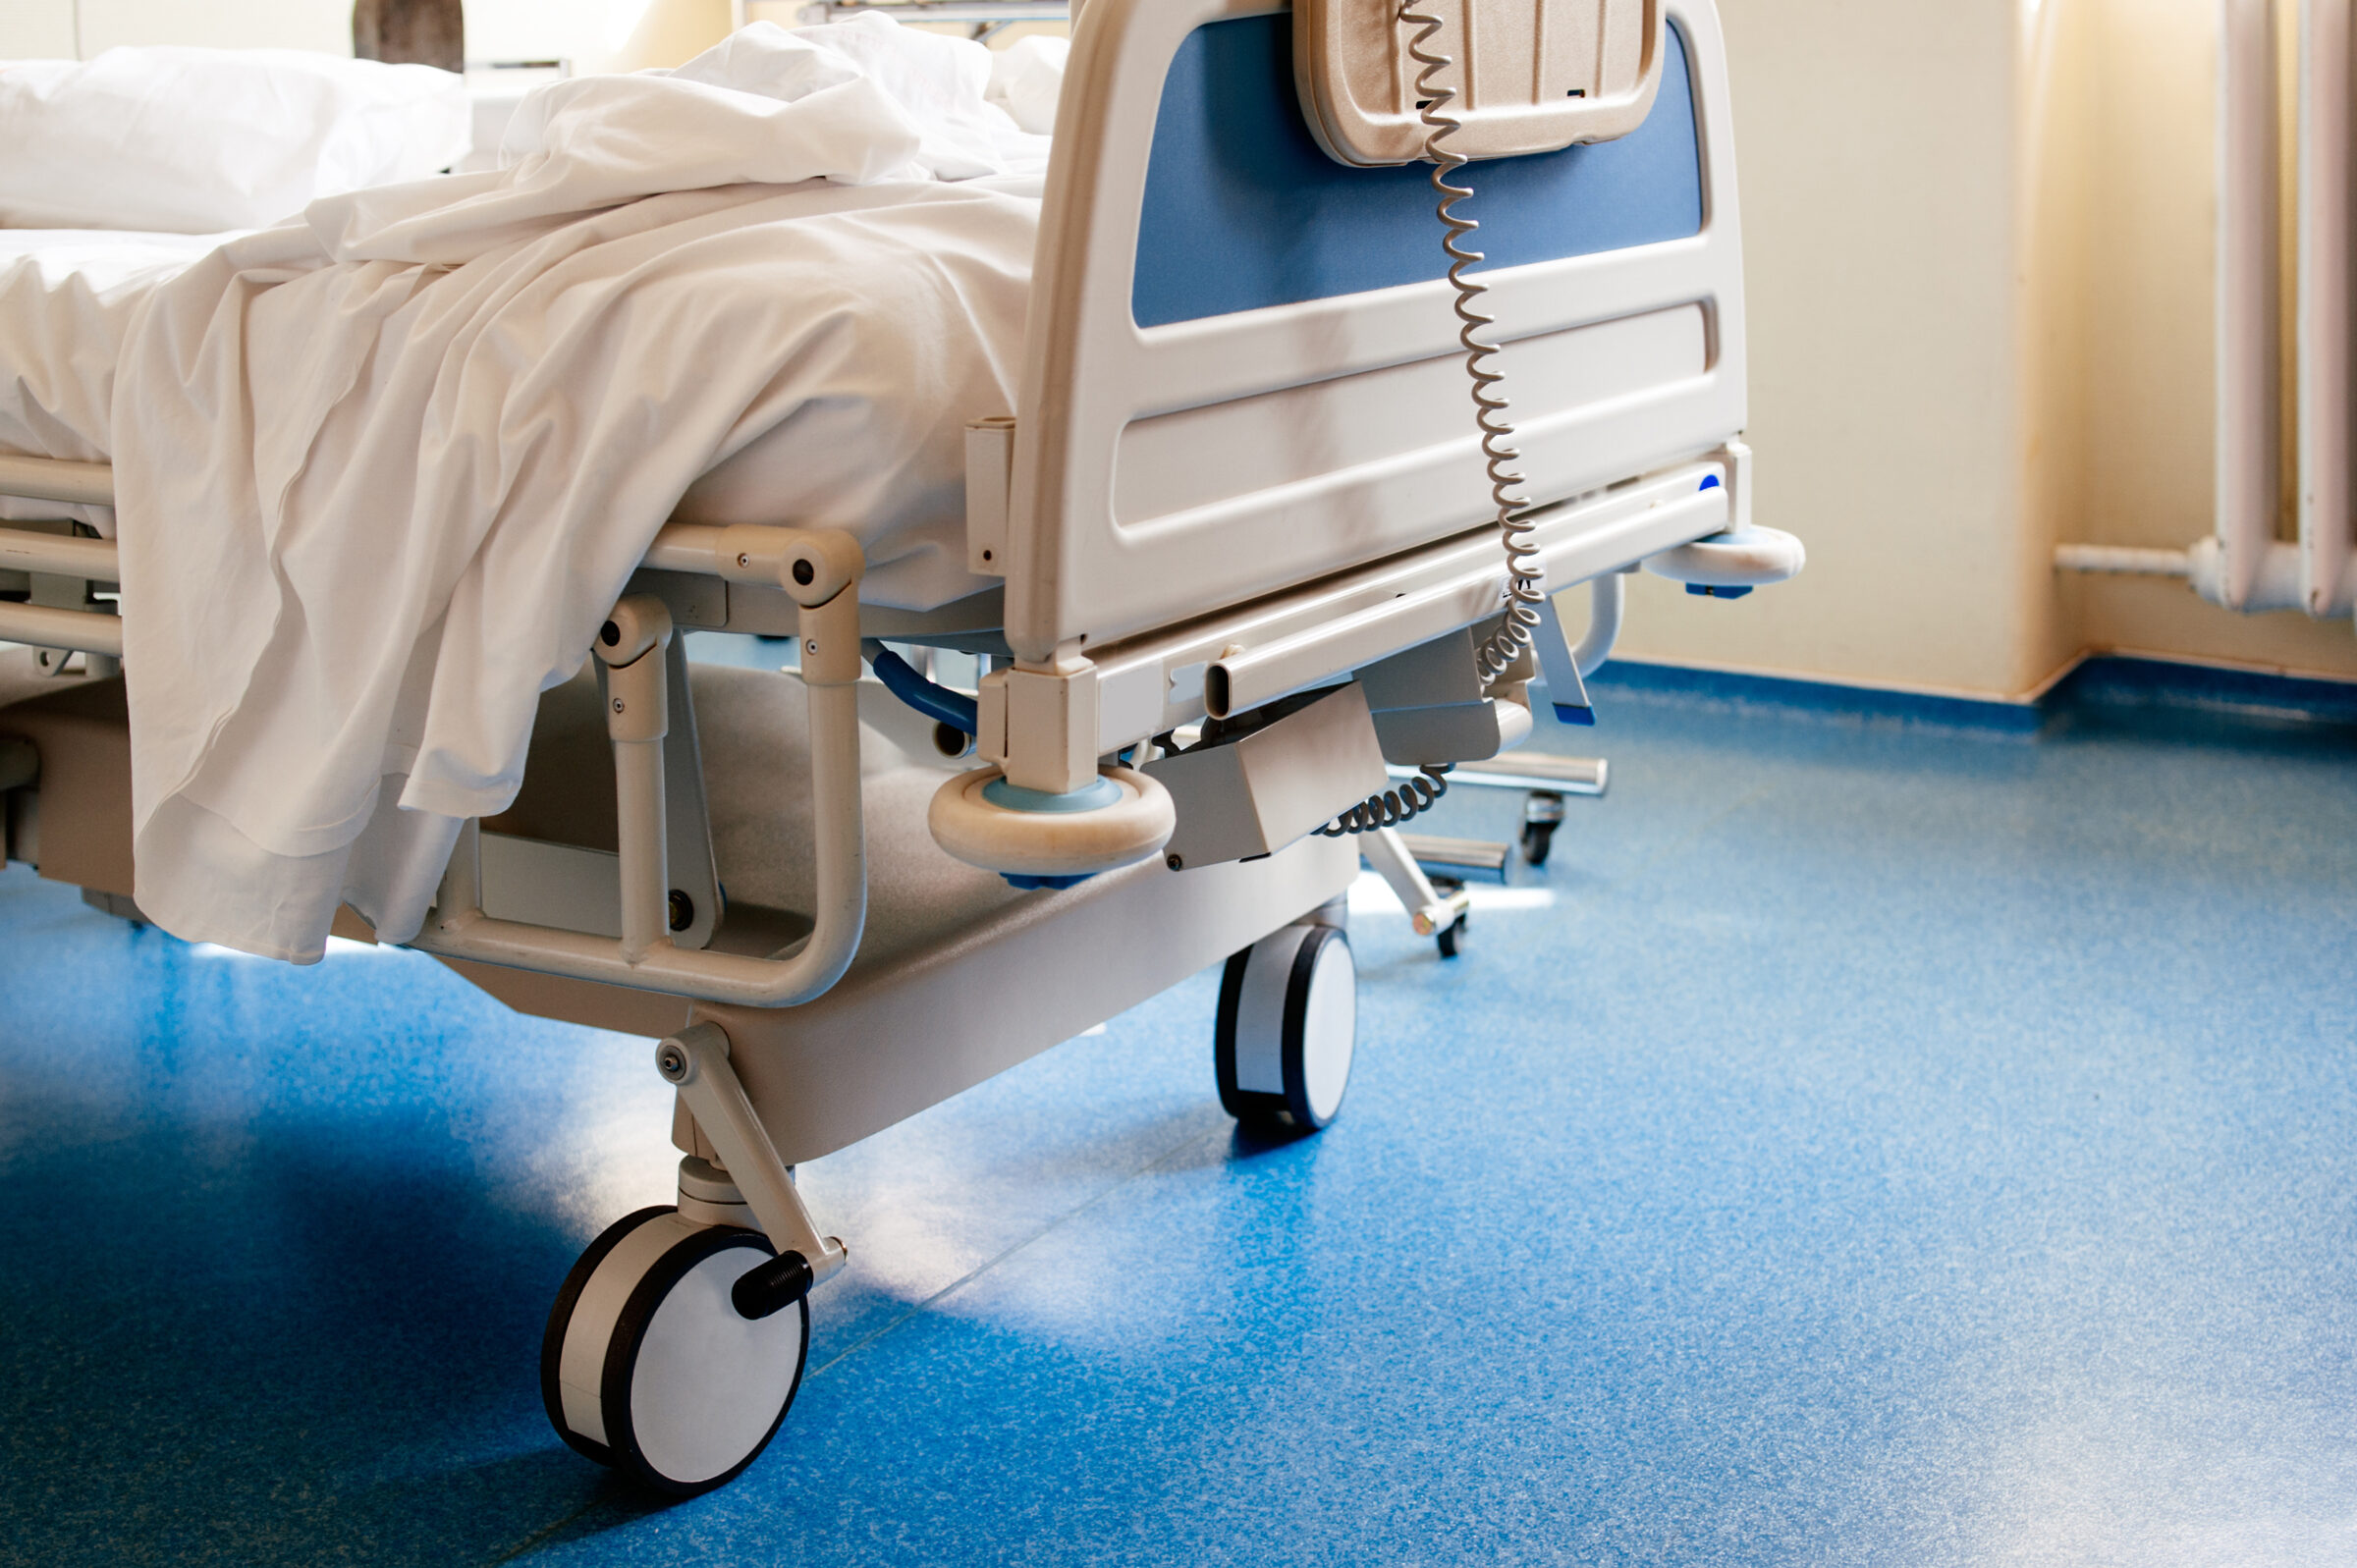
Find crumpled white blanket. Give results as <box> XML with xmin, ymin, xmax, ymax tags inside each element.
<box><xmin>108</xmin><ymin>17</ymin><xmax>1051</xmax><ymax>962</ymax></box>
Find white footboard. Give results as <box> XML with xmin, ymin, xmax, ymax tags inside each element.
<box><xmin>999</xmin><ymin>0</ymin><xmax>1745</xmax><ymax>662</ymax></box>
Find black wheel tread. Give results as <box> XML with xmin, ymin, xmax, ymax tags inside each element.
<box><xmin>602</xmin><ymin>1224</ymin><xmax>807</xmax><ymax>1498</ymax></box>
<box><xmin>541</xmin><ymin>1206</ymin><xmax>674</xmax><ymax>1470</ymax></box>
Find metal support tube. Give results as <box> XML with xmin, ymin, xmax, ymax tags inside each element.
<box><xmin>1362</xmin><ymin>824</ymin><xmax>1466</xmax><ymax>939</ymax></box>
<box><xmin>0</xmin><ymin>456</ymin><xmax>113</xmax><ymax>507</ymax></box>
<box><xmin>0</xmin><ymin>524</ymin><xmax>124</xmax><ymax>656</ymax></box>
<box><xmin>0</xmin><ymin>602</ymin><xmax>123</xmax><ymax>657</ymax></box>
<box><xmin>1570</xmin><ymin>571</ymin><xmax>1625</xmax><ymax>677</ymax></box>
<box><xmin>595</xmin><ymin>594</ymin><xmax>676</xmax><ymax>963</ymax></box>
<box><xmin>2300</xmin><ymin>0</ymin><xmax>2355</xmax><ymax>618</ymax></box>
<box><xmin>0</xmin><ymin>527</ymin><xmax>118</xmax><ymax>580</ymax></box>
<box><xmin>639</xmin><ymin>523</ymin><xmax>732</xmax><ymax>575</ymax></box>
<box><xmin>413</xmin><ymin>529</ymin><xmax>870</xmax><ymax>1008</ymax></box>
<box><xmin>2053</xmin><ymin>545</ymin><xmax>2193</xmax><ymax>577</ymax></box>
<box><xmin>2218</xmin><ymin>0</ymin><xmax>2280</xmax><ymax>612</ymax></box>
<box><xmin>607</xmin><ymin>654</ymin><xmax>671</xmax><ymax>964</ymax></box>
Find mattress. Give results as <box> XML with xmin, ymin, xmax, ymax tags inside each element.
<box><xmin>0</xmin><ymin>230</ymin><xmax>224</xmax><ymax>531</ymax></box>
<box><xmin>0</xmin><ymin>204</ymin><xmax>1029</xmax><ymax>611</ymax></box>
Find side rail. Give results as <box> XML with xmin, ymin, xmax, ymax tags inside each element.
<box><xmin>997</xmin><ymin>0</ymin><xmax>1745</xmax><ymax>661</ymax></box>
<box><xmin>0</xmin><ymin>457</ymin><xmax>124</xmax><ymax>661</ymax></box>
<box><xmin>0</xmin><ymin>460</ymin><xmax>872</xmax><ymax>1010</ymax></box>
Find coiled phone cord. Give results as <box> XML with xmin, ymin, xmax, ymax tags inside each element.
<box><xmin>1401</xmin><ymin>0</ymin><xmax>1547</xmax><ymax>684</ymax></box>
<box><xmin>1320</xmin><ymin>10</ymin><xmax>1540</xmax><ymax>840</ymax></box>
<box><xmin>1319</xmin><ymin>763</ymin><xmax>1453</xmax><ymax>838</ymax></box>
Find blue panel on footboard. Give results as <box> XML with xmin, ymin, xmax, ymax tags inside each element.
<box><xmin>1132</xmin><ymin>14</ymin><xmax>1705</xmax><ymax>328</ymax></box>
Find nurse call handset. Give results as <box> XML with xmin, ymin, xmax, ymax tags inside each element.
<box><xmin>1291</xmin><ymin>0</ymin><xmax>1669</xmax><ymax>685</ymax></box>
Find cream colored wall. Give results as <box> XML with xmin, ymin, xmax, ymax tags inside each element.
<box><xmin>469</xmin><ymin>0</ymin><xmax>733</xmax><ymax>74</ymax></box>
<box><xmin>2017</xmin><ymin>0</ymin><xmax>2098</xmax><ymax>695</ymax></box>
<box><xmin>1613</xmin><ymin>0</ymin><xmax>2357</xmax><ymax>696</ymax></box>
<box><xmin>79</xmin><ymin>0</ymin><xmax>353</xmax><ymax>54</ymax></box>
<box><xmin>0</xmin><ymin>0</ymin><xmax>356</xmax><ymax>57</ymax></box>
<box><xmin>1612</xmin><ymin>0</ymin><xmax>2050</xmax><ymax>699</ymax></box>
<box><xmin>0</xmin><ymin>0</ymin><xmax>734</xmax><ymax>72</ymax></box>
<box><xmin>0</xmin><ymin>2</ymin><xmax>79</xmax><ymax>57</ymax></box>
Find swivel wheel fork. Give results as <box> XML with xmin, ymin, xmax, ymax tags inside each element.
<box><xmin>655</xmin><ymin>1021</ymin><xmax>847</xmax><ymax>1318</ymax></box>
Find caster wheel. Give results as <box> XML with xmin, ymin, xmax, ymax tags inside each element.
<box><xmin>542</xmin><ymin>1208</ymin><xmax>809</xmax><ymax>1496</ymax></box>
<box><xmin>1521</xmin><ymin>789</ymin><xmax>1564</xmax><ymax>867</ymax></box>
<box><xmin>1214</xmin><ymin>923</ymin><xmax>1356</xmax><ymax>1132</ymax></box>
<box><xmin>1436</xmin><ymin>911</ymin><xmax>1469</xmax><ymax>958</ymax></box>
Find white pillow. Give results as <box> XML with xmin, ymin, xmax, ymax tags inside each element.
<box><xmin>0</xmin><ymin>47</ymin><xmax>470</xmax><ymax>234</ymax></box>
<box><xmin>985</xmin><ymin>34</ymin><xmax>1069</xmax><ymax>136</ymax></box>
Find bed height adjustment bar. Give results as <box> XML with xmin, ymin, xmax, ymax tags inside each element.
<box><xmin>415</xmin><ymin>526</ymin><xmax>871</xmax><ymax>1008</ymax></box>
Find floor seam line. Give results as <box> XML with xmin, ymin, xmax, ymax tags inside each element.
<box><xmin>482</xmin><ymin>1491</ymin><xmax>618</xmax><ymax>1565</ymax></box>
<box><xmin>803</xmin><ymin>1122</ymin><xmax>1227</xmax><ymax>1383</ymax></box>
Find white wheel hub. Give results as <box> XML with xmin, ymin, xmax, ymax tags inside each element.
<box><xmin>542</xmin><ymin>1210</ymin><xmax>809</xmax><ymax>1495</ymax></box>
<box><xmin>1216</xmin><ymin>923</ymin><xmax>1357</xmax><ymax>1131</ymax></box>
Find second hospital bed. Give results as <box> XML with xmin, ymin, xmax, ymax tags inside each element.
<box><xmin>0</xmin><ymin>0</ymin><xmax>1800</xmax><ymax>1494</ymax></box>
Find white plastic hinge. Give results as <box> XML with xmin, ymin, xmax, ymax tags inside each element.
<box><xmin>1095</xmin><ymin>660</ymin><xmax>1168</xmax><ymax>756</ymax></box>
<box><xmin>976</xmin><ymin>669</ymin><xmax>1011</xmax><ymax>763</ymax></box>
<box><xmin>965</xmin><ymin>416</ymin><xmax>1015</xmax><ymax>576</ymax></box>
<box><xmin>1721</xmin><ymin>440</ymin><xmax>1752</xmax><ymax>532</ymax></box>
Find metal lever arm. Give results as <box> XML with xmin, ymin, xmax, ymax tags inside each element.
<box><xmin>1532</xmin><ymin>573</ymin><xmax>1624</xmax><ymax>726</ymax></box>
<box><xmin>657</xmin><ymin>1022</ymin><xmax>847</xmax><ymax>1306</ymax></box>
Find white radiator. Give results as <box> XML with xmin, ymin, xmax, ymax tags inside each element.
<box><xmin>2210</xmin><ymin>0</ymin><xmax>2355</xmax><ymax>618</ymax></box>
<box><xmin>2059</xmin><ymin>0</ymin><xmax>2357</xmax><ymax>628</ymax></box>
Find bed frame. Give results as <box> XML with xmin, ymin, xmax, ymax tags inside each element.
<box><xmin>0</xmin><ymin>0</ymin><xmax>1749</xmax><ymax>966</ymax></box>
<box><xmin>0</xmin><ymin>0</ymin><xmax>1765</xmax><ymax>1461</ymax></box>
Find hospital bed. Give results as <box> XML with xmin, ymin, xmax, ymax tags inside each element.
<box><xmin>0</xmin><ymin>0</ymin><xmax>1798</xmax><ymax>1494</ymax></box>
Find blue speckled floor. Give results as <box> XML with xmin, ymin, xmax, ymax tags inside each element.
<box><xmin>4</xmin><ymin>671</ymin><xmax>2355</xmax><ymax>1566</ymax></box>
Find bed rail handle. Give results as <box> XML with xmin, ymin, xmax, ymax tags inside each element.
<box><xmin>0</xmin><ymin>601</ymin><xmax>123</xmax><ymax>659</ymax></box>
<box><xmin>0</xmin><ymin>456</ymin><xmax>114</xmax><ymax>508</ymax></box>
<box><xmin>0</xmin><ymin>526</ymin><xmax>118</xmax><ymax>581</ymax></box>
<box><xmin>0</xmin><ymin>523</ymin><xmax>123</xmax><ymax>657</ymax></box>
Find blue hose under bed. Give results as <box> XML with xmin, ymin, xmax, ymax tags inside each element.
<box><xmin>863</xmin><ymin>640</ymin><xmax>979</xmax><ymax>735</ymax></box>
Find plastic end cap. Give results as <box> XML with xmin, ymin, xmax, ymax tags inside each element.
<box><xmin>1552</xmin><ymin>704</ymin><xmax>1598</xmax><ymax>727</ymax></box>
<box><xmin>732</xmin><ymin>1250</ymin><xmax>816</xmax><ymax>1321</ymax></box>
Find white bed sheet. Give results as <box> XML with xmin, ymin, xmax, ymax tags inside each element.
<box><xmin>0</xmin><ymin>17</ymin><xmax>1047</xmax><ymax>963</ymax></box>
